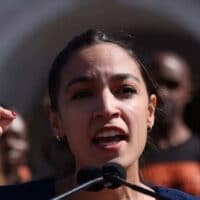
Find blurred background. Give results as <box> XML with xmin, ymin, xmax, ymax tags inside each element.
<box><xmin>0</xmin><ymin>0</ymin><xmax>199</xmax><ymax>184</ymax></box>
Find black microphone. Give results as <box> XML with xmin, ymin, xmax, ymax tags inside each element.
<box><xmin>77</xmin><ymin>162</ymin><xmax>126</xmax><ymax>190</ymax></box>
<box><xmin>51</xmin><ymin>163</ymin><xmax>126</xmax><ymax>200</ymax></box>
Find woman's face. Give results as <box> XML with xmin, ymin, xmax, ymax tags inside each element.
<box><xmin>51</xmin><ymin>42</ymin><xmax>156</xmax><ymax>170</ymax></box>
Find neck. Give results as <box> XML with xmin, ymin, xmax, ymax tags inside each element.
<box><xmin>159</xmin><ymin>115</ymin><xmax>191</xmax><ymax>148</ymax></box>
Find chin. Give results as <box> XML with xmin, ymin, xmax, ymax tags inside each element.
<box><xmin>107</xmin><ymin>157</ymin><xmax>123</xmax><ymax>165</ymax></box>
<box><xmin>100</xmin><ymin>156</ymin><xmax>130</xmax><ymax>169</ymax></box>
<box><xmin>76</xmin><ymin>154</ymin><xmax>134</xmax><ymax>170</ymax></box>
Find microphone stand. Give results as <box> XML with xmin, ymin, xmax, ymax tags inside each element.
<box><xmin>51</xmin><ymin>177</ymin><xmax>103</xmax><ymax>200</ymax></box>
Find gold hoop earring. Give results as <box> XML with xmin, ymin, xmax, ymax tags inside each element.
<box><xmin>56</xmin><ymin>135</ymin><xmax>68</xmax><ymax>144</ymax></box>
<box><xmin>56</xmin><ymin>135</ymin><xmax>62</xmax><ymax>142</ymax></box>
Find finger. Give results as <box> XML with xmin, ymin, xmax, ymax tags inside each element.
<box><xmin>0</xmin><ymin>106</ymin><xmax>16</xmax><ymax>120</ymax></box>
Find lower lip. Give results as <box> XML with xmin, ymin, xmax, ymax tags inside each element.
<box><xmin>93</xmin><ymin>140</ymin><xmax>125</xmax><ymax>151</ymax></box>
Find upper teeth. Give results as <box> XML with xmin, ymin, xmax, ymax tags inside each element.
<box><xmin>96</xmin><ymin>131</ymin><xmax>122</xmax><ymax>138</ymax></box>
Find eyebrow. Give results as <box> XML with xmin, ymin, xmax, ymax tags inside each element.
<box><xmin>110</xmin><ymin>73</ymin><xmax>140</xmax><ymax>83</ymax></box>
<box><xmin>65</xmin><ymin>73</ymin><xmax>140</xmax><ymax>91</ymax></box>
<box><xmin>65</xmin><ymin>76</ymin><xmax>94</xmax><ymax>91</ymax></box>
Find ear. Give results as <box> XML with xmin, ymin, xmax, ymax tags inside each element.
<box><xmin>147</xmin><ymin>94</ymin><xmax>157</xmax><ymax>129</ymax></box>
<box><xmin>47</xmin><ymin>105</ymin><xmax>64</xmax><ymax>138</ymax></box>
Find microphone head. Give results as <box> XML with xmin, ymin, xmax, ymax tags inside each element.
<box><xmin>76</xmin><ymin>166</ymin><xmax>104</xmax><ymax>192</ymax></box>
<box><xmin>102</xmin><ymin>162</ymin><xmax>126</xmax><ymax>189</ymax></box>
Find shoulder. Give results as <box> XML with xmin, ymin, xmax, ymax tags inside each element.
<box><xmin>0</xmin><ymin>177</ymin><xmax>56</xmax><ymax>200</ymax></box>
<box><xmin>152</xmin><ymin>185</ymin><xmax>200</xmax><ymax>200</ymax></box>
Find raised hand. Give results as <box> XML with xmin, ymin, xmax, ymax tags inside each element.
<box><xmin>0</xmin><ymin>106</ymin><xmax>16</xmax><ymax>135</ymax></box>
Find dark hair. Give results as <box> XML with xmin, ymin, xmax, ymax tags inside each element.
<box><xmin>48</xmin><ymin>29</ymin><xmax>157</xmax><ymax>111</ymax></box>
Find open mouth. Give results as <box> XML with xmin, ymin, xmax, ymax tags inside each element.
<box><xmin>92</xmin><ymin>130</ymin><xmax>128</xmax><ymax>146</ymax></box>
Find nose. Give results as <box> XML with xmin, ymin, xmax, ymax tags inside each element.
<box><xmin>92</xmin><ymin>88</ymin><xmax>121</xmax><ymax>119</ymax></box>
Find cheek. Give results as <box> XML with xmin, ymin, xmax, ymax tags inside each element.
<box><xmin>124</xmin><ymin>99</ymin><xmax>149</xmax><ymax>129</ymax></box>
<box><xmin>121</xmin><ymin>101</ymin><xmax>148</xmax><ymax>163</ymax></box>
<box><xmin>60</xmin><ymin>98</ymin><xmax>91</xmax><ymax>125</ymax></box>
<box><xmin>59</xmin><ymin>105</ymin><xmax>91</xmax><ymax>146</ymax></box>
<box><xmin>124</xmin><ymin>100</ymin><xmax>148</xmax><ymax>144</ymax></box>
<box><xmin>177</xmin><ymin>89</ymin><xmax>190</xmax><ymax>103</ymax></box>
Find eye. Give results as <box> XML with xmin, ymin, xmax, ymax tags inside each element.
<box><xmin>158</xmin><ymin>79</ymin><xmax>179</xmax><ymax>90</ymax></box>
<box><xmin>71</xmin><ymin>90</ymin><xmax>93</xmax><ymax>100</ymax></box>
<box><xmin>115</xmin><ymin>85</ymin><xmax>136</xmax><ymax>98</ymax></box>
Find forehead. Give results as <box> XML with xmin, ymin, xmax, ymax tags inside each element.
<box><xmin>156</xmin><ymin>55</ymin><xmax>191</xmax><ymax>83</ymax></box>
<box><xmin>60</xmin><ymin>42</ymin><xmax>142</xmax><ymax>80</ymax></box>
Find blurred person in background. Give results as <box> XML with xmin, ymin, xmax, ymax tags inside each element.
<box><xmin>0</xmin><ymin>107</ymin><xmax>32</xmax><ymax>185</ymax></box>
<box><xmin>141</xmin><ymin>50</ymin><xmax>200</xmax><ymax>196</ymax></box>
